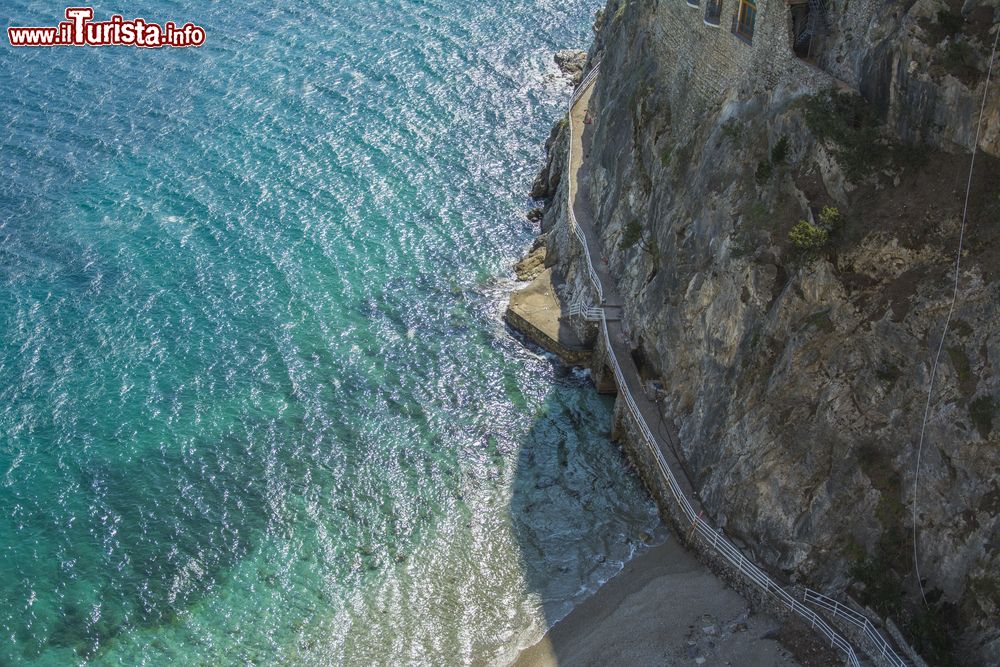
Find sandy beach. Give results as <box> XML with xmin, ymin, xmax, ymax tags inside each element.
<box><xmin>513</xmin><ymin>538</ymin><xmax>839</xmax><ymax>667</ymax></box>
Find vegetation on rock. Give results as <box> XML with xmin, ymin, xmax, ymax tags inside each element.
<box><xmin>789</xmin><ymin>220</ymin><xmax>829</xmax><ymax>252</ymax></box>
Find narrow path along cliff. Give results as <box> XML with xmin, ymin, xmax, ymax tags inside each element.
<box><xmin>511</xmin><ymin>1</ymin><xmax>1000</xmax><ymax>664</ymax></box>
<box><xmin>508</xmin><ymin>69</ymin><xmax>860</xmax><ymax>667</ymax></box>
<box><xmin>568</xmin><ymin>78</ymin><xmax>705</xmax><ymax>518</ymax></box>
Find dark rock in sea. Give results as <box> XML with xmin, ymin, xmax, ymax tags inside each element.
<box><xmin>554</xmin><ymin>49</ymin><xmax>587</xmax><ymax>87</ymax></box>
<box><xmin>530</xmin><ymin>115</ymin><xmax>569</xmax><ymax>200</ymax></box>
<box><xmin>554</xmin><ymin>49</ymin><xmax>587</xmax><ymax>79</ymax></box>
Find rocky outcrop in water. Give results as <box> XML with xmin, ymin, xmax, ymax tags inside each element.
<box><xmin>531</xmin><ymin>116</ymin><xmax>570</xmax><ymax>199</ymax></box>
<box><xmin>554</xmin><ymin>49</ymin><xmax>588</xmax><ymax>85</ymax></box>
<box><xmin>529</xmin><ymin>1</ymin><xmax>1000</xmax><ymax>664</ymax></box>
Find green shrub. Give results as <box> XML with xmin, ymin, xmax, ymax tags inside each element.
<box><xmin>876</xmin><ymin>363</ymin><xmax>902</xmax><ymax>389</ymax></box>
<box><xmin>818</xmin><ymin>205</ymin><xmax>841</xmax><ymax>231</ymax></box>
<box><xmin>755</xmin><ymin>159</ymin><xmax>773</xmax><ymax>182</ymax></box>
<box><xmin>951</xmin><ymin>319</ymin><xmax>973</xmax><ymax>339</ymax></box>
<box><xmin>802</xmin><ymin>89</ymin><xmax>886</xmax><ymax>180</ymax></box>
<box><xmin>803</xmin><ymin>90</ymin><xmax>874</xmax><ymax>141</ymax></box>
<box><xmin>644</xmin><ymin>237</ymin><xmax>661</xmax><ymax>265</ymax></box>
<box><xmin>936</xmin><ymin>10</ymin><xmax>965</xmax><ymax>38</ymax></box>
<box><xmin>905</xmin><ymin>604</ymin><xmax>959</xmax><ymax>667</ymax></box>
<box><xmin>745</xmin><ymin>202</ymin><xmax>768</xmax><ymax>227</ymax></box>
<box><xmin>721</xmin><ymin>121</ymin><xmax>743</xmax><ymax>144</ymax></box>
<box><xmin>732</xmin><ymin>203</ymin><xmax>769</xmax><ymax>259</ymax></box>
<box><xmin>940</xmin><ymin>39</ymin><xmax>980</xmax><ymax>79</ymax></box>
<box><xmin>851</xmin><ymin>553</ymin><xmax>905</xmax><ymax>618</ymax></box>
<box><xmin>805</xmin><ymin>310</ymin><xmax>835</xmax><ymax>333</ymax></box>
<box><xmin>890</xmin><ymin>142</ymin><xmax>931</xmax><ymax>170</ymax></box>
<box><xmin>969</xmin><ymin>395</ymin><xmax>996</xmax><ymax>439</ymax></box>
<box><xmin>620</xmin><ymin>218</ymin><xmax>660</xmax><ymax>262</ymax></box>
<box><xmin>620</xmin><ymin>219</ymin><xmax>642</xmax><ymax>250</ymax></box>
<box><xmin>634</xmin><ymin>153</ymin><xmax>653</xmax><ymax>196</ymax></box>
<box><xmin>730</xmin><ymin>235</ymin><xmax>756</xmax><ymax>259</ymax></box>
<box><xmin>947</xmin><ymin>346</ymin><xmax>973</xmax><ymax>384</ymax></box>
<box><xmin>754</xmin><ymin>137</ymin><xmax>790</xmax><ymax>184</ymax></box>
<box><xmin>771</xmin><ymin>136</ymin><xmax>790</xmax><ymax>164</ymax></box>
<box><xmin>789</xmin><ymin>219</ymin><xmax>829</xmax><ymax>251</ymax></box>
<box><xmin>612</xmin><ymin>2</ymin><xmax>627</xmax><ymax>24</ymax></box>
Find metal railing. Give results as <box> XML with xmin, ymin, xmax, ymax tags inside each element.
<box><xmin>805</xmin><ymin>590</ymin><xmax>908</xmax><ymax>667</ymax></box>
<box><xmin>560</xmin><ymin>63</ymin><xmax>897</xmax><ymax>667</ymax></box>
<box><xmin>567</xmin><ymin>303</ymin><xmax>605</xmax><ymax>321</ymax></box>
<box><xmin>572</xmin><ymin>224</ymin><xmax>605</xmax><ymax>303</ymax></box>
<box><xmin>571</xmin><ymin>59</ymin><xmax>603</xmax><ymax>103</ymax></box>
<box><xmin>566</xmin><ymin>58</ymin><xmax>605</xmax><ymax>304</ymax></box>
<box><xmin>596</xmin><ymin>311</ymin><xmax>860</xmax><ymax>665</ymax></box>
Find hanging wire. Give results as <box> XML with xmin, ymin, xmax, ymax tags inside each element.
<box><xmin>912</xmin><ymin>23</ymin><xmax>1000</xmax><ymax>606</ymax></box>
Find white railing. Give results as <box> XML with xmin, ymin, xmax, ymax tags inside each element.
<box><xmin>572</xmin><ymin>223</ymin><xmax>605</xmax><ymax>303</ymax></box>
<box><xmin>596</xmin><ymin>313</ymin><xmax>860</xmax><ymax>666</ymax></box>
<box><xmin>568</xmin><ymin>303</ymin><xmax>605</xmax><ymax>321</ymax></box>
<box><xmin>565</xmin><ymin>58</ymin><xmax>606</xmax><ymax>305</ymax></box>
<box><xmin>571</xmin><ymin>59</ymin><xmax>603</xmax><ymax>104</ymax></box>
<box><xmin>599</xmin><ymin>320</ymin><xmax>698</xmax><ymax>521</ymax></box>
<box><xmin>805</xmin><ymin>590</ymin><xmax>908</xmax><ymax>667</ymax></box>
<box><xmin>563</xmin><ymin>63</ymin><xmax>888</xmax><ymax>667</ymax></box>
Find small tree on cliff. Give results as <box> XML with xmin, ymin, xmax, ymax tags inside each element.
<box><xmin>620</xmin><ymin>219</ymin><xmax>661</xmax><ymax>263</ymax></box>
<box><xmin>789</xmin><ymin>220</ymin><xmax>829</xmax><ymax>251</ymax></box>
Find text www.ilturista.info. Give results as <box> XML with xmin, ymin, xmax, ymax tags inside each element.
<box><xmin>8</xmin><ymin>8</ymin><xmax>205</xmax><ymax>48</ymax></box>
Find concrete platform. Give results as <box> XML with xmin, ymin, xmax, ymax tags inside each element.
<box><xmin>505</xmin><ymin>268</ymin><xmax>590</xmax><ymax>365</ymax></box>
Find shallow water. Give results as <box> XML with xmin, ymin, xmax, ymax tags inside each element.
<box><xmin>0</xmin><ymin>1</ymin><xmax>661</xmax><ymax>664</ymax></box>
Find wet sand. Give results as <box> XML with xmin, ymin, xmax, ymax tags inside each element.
<box><xmin>513</xmin><ymin>539</ymin><xmax>804</xmax><ymax>667</ymax></box>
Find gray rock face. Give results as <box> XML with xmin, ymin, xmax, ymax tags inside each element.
<box><xmin>531</xmin><ymin>116</ymin><xmax>569</xmax><ymax>200</ymax></box>
<box><xmin>554</xmin><ymin>49</ymin><xmax>588</xmax><ymax>83</ymax></box>
<box><xmin>536</xmin><ymin>0</ymin><xmax>1000</xmax><ymax>664</ymax></box>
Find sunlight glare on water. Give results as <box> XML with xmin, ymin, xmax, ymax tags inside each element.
<box><xmin>0</xmin><ymin>1</ymin><xmax>661</xmax><ymax>664</ymax></box>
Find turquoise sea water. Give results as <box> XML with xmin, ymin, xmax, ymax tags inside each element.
<box><xmin>0</xmin><ymin>2</ymin><xmax>661</xmax><ymax>664</ymax></box>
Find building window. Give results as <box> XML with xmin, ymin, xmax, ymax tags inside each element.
<box><xmin>735</xmin><ymin>0</ymin><xmax>757</xmax><ymax>39</ymax></box>
<box><xmin>705</xmin><ymin>0</ymin><xmax>723</xmax><ymax>26</ymax></box>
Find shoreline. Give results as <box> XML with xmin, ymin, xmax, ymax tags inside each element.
<box><xmin>511</xmin><ymin>538</ymin><xmax>806</xmax><ymax>667</ymax></box>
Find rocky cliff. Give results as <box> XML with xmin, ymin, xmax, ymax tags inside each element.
<box><xmin>531</xmin><ymin>1</ymin><xmax>1000</xmax><ymax>664</ymax></box>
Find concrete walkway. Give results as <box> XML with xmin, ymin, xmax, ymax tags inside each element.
<box><xmin>506</xmin><ymin>267</ymin><xmax>590</xmax><ymax>364</ymax></box>
<box><xmin>568</xmin><ymin>83</ymin><xmax>706</xmax><ymax>519</ymax></box>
